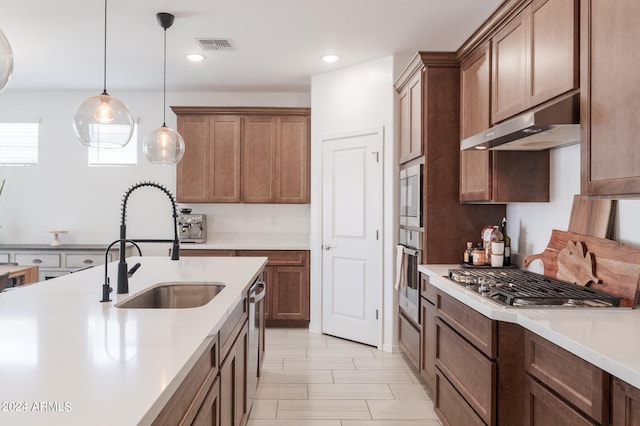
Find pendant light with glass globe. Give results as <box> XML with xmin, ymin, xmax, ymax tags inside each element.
<box><xmin>72</xmin><ymin>0</ymin><xmax>135</xmax><ymax>149</ymax></box>
<box><xmin>0</xmin><ymin>26</ymin><xmax>13</xmax><ymax>92</ymax></box>
<box><xmin>142</xmin><ymin>13</ymin><xmax>185</xmax><ymax>165</ymax></box>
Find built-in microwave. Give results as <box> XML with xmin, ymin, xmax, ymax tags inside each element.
<box><xmin>399</xmin><ymin>162</ymin><xmax>423</xmax><ymax>229</ymax></box>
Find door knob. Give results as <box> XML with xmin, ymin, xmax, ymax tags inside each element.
<box><xmin>323</xmin><ymin>244</ymin><xmax>333</xmax><ymax>250</ymax></box>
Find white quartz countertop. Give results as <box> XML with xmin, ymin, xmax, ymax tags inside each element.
<box><xmin>181</xmin><ymin>232</ymin><xmax>310</xmax><ymax>250</ymax></box>
<box><xmin>419</xmin><ymin>264</ymin><xmax>640</xmax><ymax>390</ymax></box>
<box><xmin>0</xmin><ymin>255</ymin><xmax>267</xmax><ymax>426</ymax></box>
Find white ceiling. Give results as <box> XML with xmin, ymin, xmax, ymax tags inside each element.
<box><xmin>2</xmin><ymin>0</ymin><xmax>503</xmax><ymax>93</ymax></box>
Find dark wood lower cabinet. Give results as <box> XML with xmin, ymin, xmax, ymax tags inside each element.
<box><xmin>419</xmin><ymin>297</ymin><xmax>436</xmax><ymax>392</ymax></box>
<box><xmin>192</xmin><ymin>376</ymin><xmax>221</xmax><ymax>426</ymax></box>
<box><xmin>612</xmin><ymin>377</ymin><xmax>640</xmax><ymax>426</ymax></box>
<box><xmin>436</xmin><ymin>317</ymin><xmax>496</xmax><ymax>425</ymax></box>
<box><xmin>435</xmin><ymin>370</ymin><xmax>486</xmax><ymax>426</ymax></box>
<box><xmin>220</xmin><ymin>323</ymin><xmax>248</xmax><ymax>426</ymax></box>
<box><xmin>398</xmin><ymin>310</ymin><xmax>420</xmax><ymax>370</ymax></box>
<box><xmin>524</xmin><ymin>330</ymin><xmax>609</xmax><ymax>424</ymax></box>
<box><xmin>525</xmin><ymin>376</ymin><xmax>597</xmax><ymax>426</ymax></box>
<box><xmin>269</xmin><ymin>266</ymin><xmax>309</xmax><ymax>322</ymax></box>
<box><xmin>181</xmin><ymin>249</ymin><xmax>310</xmax><ymax>326</ymax></box>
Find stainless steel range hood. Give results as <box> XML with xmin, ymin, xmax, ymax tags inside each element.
<box><xmin>460</xmin><ymin>91</ymin><xmax>580</xmax><ymax>151</ymax></box>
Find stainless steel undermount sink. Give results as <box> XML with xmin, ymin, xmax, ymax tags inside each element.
<box><xmin>116</xmin><ymin>282</ymin><xmax>225</xmax><ymax>309</ymax></box>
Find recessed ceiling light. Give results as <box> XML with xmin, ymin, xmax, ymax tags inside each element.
<box><xmin>186</xmin><ymin>53</ymin><xmax>206</xmax><ymax>62</ymax></box>
<box><xmin>322</xmin><ymin>54</ymin><xmax>340</xmax><ymax>63</ymax></box>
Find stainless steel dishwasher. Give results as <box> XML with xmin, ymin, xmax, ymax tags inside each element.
<box><xmin>247</xmin><ymin>274</ymin><xmax>266</xmax><ymax>411</ymax></box>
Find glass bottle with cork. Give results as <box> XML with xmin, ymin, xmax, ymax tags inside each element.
<box><xmin>500</xmin><ymin>217</ymin><xmax>511</xmax><ymax>266</ymax></box>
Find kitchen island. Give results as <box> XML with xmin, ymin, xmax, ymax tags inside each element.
<box><xmin>0</xmin><ymin>255</ymin><xmax>266</xmax><ymax>426</ymax></box>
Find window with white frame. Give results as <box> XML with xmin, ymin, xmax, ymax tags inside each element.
<box><xmin>88</xmin><ymin>124</ymin><xmax>138</xmax><ymax>166</ymax></box>
<box><xmin>0</xmin><ymin>122</ymin><xmax>39</xmax><ymax>165</ymax></box>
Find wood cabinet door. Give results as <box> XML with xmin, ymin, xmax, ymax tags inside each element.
<box><xmin>581</xmin><ymin>0</ymin><xmax>640</xmax><ymax>196</ymax></box>
<box><xmin>612</xmin><ymin>377</ymin><xmax>640</xmax><ymax>426</ymax></box>
<box><xmin>177</xmin><ymin>116</ymin><xmax>210</xmax><ymax>202</ymax></box>
<box><xmin>398</xmin><ymin>310</ymin><xmax>420</xmax><ymax>371</ymax></box>
<box><xmin>270</xmin><ymin>266</ymin><xmax>310</xmax><ymax>321</ymax></box>
<box><xmin>275</xmin><ymin>116</ymin><xmax>309</xmax><ymax>203</ymax></box>
<box><xmin>492</xmin><ymin>10</ymin><xmax>529</xmax><ymax>123</ymax></box>
<box><xmin>460</xmin><ymin>44</ymin><xmax>493</xmax><ymax>202</ymax></box>
<box><xmin>461</xmin><ymin>44</ymin><xmax>492</xmax><ymax>139</ymax></box>
<box><xmin>419</xmin><ymin>298</ymin><xmax>436</xmax><ymax>391</ymax></box>
<box><xmin>220</xmin><ymin>324</ymin><xmax>248</xmax><ymax>426</ymax></box>
<box><xmin>399</xmin><ymin>72</ymin><xmax>423</xmax><ymax>164</ymax></box>
<box><xmin>528</xmin><ymin>0</ymin><xmax>578</xmax><ymax>106</ymax></box>
<box><xmin>192</xmin><ymin>376</ymin><xmax>220</xmax><ymax>426</ymax></box>
<box><xmin>210</xmin><ymin>116</ymin><xmax>241</xmax><ymax>203</ymax></box>
<box><xmin>241</xmin><ymin>116</ymin><xmax>277</xmax><ymax>203</ymax></box>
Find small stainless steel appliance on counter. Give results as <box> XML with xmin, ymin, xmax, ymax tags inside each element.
<box><xmin>177</xmin><ymin>211</ymin><xmax>207</xmax><ymax>243</ymax></box>
<box><xmin>447</xmin><ymin>268</ymin><xmax>623</xmax><ymax>308</ymax></box>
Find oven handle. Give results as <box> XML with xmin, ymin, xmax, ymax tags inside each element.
<box><xmin>402</xmin><ymin>246</ymin><xmax>421</xmax><ymax>257</ymax></box>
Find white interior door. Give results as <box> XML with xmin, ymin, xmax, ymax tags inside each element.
<box><xmin>321</xmin><ymin>128</ymin><xmax>382</xmax><ymax>347</ymax></box>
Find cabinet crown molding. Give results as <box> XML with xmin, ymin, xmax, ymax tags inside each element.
<box><xmin>394</xmin><ymin>52</ymin><xmax>458</xmax><ymax>91</ymax></box>
<box><xmin>171</xmin><ymin>106</ymin><xmax>310</xmax><ymax>116</ymax></box>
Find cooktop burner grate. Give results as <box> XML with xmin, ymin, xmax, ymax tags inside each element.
<box><xmin>448</xmin><ymin>269</ymin><xmax>622</xmax><ymax>307</ymax></box>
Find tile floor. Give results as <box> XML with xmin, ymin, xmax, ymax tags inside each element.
<box><xmin>247</xmin><ymin>328</ymin><xmax>442</xmax><ymax>426</ymax></box>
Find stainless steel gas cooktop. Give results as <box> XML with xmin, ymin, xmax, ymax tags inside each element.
<box><xmin>448</xmin><ymin>268</ymin><xmax>623</xmax><ymax>308</ymax></box>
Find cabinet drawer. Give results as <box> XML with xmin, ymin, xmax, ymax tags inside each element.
<box><xmin>0</xmin><ymin>253</ymin><xmax>9</xmax><ymax>263</ymax></box>
<box><xmin>435</xmin><ymin>370</ymin><xmax>486</xmax><ymax>426</ymax></box>
<box><xmin>524</xmin><ymin>331</ymin><xmax>608</xmax><ymax>423</ymax></box>
<box><xmin>398</xmin><ymin>310</ymin><xmax>420</xmax><ymax>370</ymax></box>
<box><xmin>525</xmin><ymin>375</ymin><xmax>597</xmax><ymax>426</ymax></box>
<box><xmin>420</xmin><ymin>273</ymin><xmax>436</xmax><ymax>304</ymax></box>
<box><xmin>15</xmin><ymin>253</ymin><xmax>60</xmax><ymax>268</ymax></box>
<box><xmin>436</xmin><ymin>318</ymin><xmax>495</xmax><ymax>425</ymax></box>
<box><xmin>237</xmin><ymin>250</ymin><xmax>308</xmax><ymax>266</ymax></box>
<box><xmin>436</xmin><ymin>289</ymin><xmax>496</xmax><ymax>358</ymax></box>
<box><xmin>66</xmin><ymin>253</ymin><xmax>110</xmax><ymax>268</ymax></box>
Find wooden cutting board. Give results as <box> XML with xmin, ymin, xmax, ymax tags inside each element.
<box><xmin>524</xmin><ymin>229</ymin><xmax>640</xmax><ymax>307</ymax></box>
<box><xmin>567</xmin><ymin>194</ymin><xmax>615</xmax><ymax>238</ymax></box>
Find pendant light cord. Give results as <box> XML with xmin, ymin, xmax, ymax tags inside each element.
<box><xmin>162</xmin><ymin>27</ymin><xmax>167</xmax><ymax>127</ymax></box>
<box><xmin>102</xmin><ymin>0</ymin><xmax>108</xmax><ymax>95</ymax></box>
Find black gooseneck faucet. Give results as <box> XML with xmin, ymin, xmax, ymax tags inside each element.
<box><xmin>100</xmin><ymin>181</ymin><xmax>180</xmax><ymax>302</ymax></box>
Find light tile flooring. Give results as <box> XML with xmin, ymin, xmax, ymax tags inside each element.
<box><xmin>248</xmin><ymin>328</ymin><xmax>442</xmax><ymax>426</ymax></box>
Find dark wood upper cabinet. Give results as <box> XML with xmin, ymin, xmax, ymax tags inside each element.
<box><xmin>172</xmin><ymin>107</ymin><xmax>310</xmax><ymax>204</ymax></box>
<box><xmin>581</xmin><ymin>0</ymin><xmax>640</xmax><ymax>196</ymax></box>
<box><xmin>176</xmin><ymin>115</ymin><xmax>241</xmax><ymax>203</ymax></box>
<box><xmin>492</xmin><ymin>0</ymin><xmax>578</xmax><ymax>124</ymax></box>
<box><xmin>459</xmin><ymin>0</ymin><xmax>576</xmax><ymax>203</ymax></box>
<box><xmin>492</xmin><ymin>10</ymin><xmax>529</xmax><ymax>123</ymax></box>
<box><xmin>460</xmin><ymin>42</ymin><xmax>550</xmax><ymax>203</ymax></box>
<box><xmin>397</xmin><ymin>70</ymin><xmax>424</xmax><ymax>164</ymax></box>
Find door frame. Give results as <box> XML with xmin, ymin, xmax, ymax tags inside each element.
<box><xmin>315</xmin><ymin>126</ymin><xmax>384</xmax><ymax>348</ymax></box>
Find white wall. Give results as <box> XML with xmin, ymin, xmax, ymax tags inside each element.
<box><xmin>0</xmin><ymin>90</ymin><xmax>310</xmax><ymax>254</ymax></box>
<box><xmin>310</xmin><ymin>55</ymin><xmax>407</xmax><ymax>352</ymax></box>
<box><xmin>507</xmin><ymin>143</ymin><xmax>640</xmax><ymax>270</ymax></box>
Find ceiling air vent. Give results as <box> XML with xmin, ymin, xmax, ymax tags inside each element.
<box><xmin>196</xmin><ymin>38</ymin><xmax>233</xmax><ymax>51</ymax></box>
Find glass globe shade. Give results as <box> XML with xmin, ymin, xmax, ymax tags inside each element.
<box><xmin>0</xmin><ymin>28</ymin><xmax>14</xmax><ymax>92</ymax></box>
<box><xmin>72</xmin><ymin>94</ymin><xmax>135</xmax><ymax>148</ymax></box>
<box><xmin>143</xmin><ymin>125</ymin><xmax>185</xmax><ymax>165</ymax></box>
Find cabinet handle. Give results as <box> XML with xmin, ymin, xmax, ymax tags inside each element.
<box><xmin>32</xmin><ymin>259</ymin><xmax>42</xmax><ymax>264</ymax></box>
<box><xmin>83</xmin><ymin>259</ymin><xmax>94</xmax><ymax>264</ymax></box>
